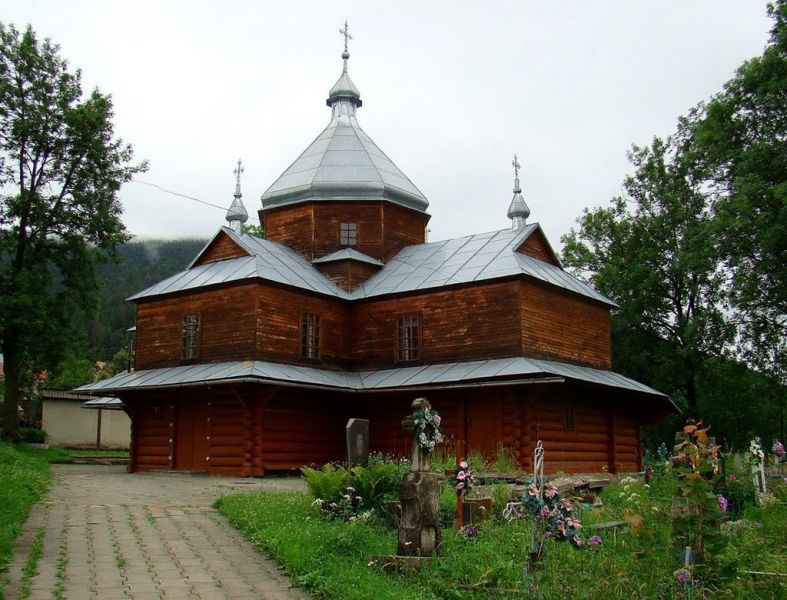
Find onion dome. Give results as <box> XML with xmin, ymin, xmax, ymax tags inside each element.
<box><xmin>226</xmin><ymin>158</ymin><xmax>249</xmax><ymax>233</ymax></box>
<box><xmin>507</xmin><ymin>154</ymin><xmax>530</xmax><ymax>230</ymax></box>
<box><xmin>261</xmin><ymin>22</ymin><xmax>429</xmax><ymax>213</ymax></box>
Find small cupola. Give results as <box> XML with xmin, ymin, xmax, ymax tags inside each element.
<box><xmin>507</xmin><ymin>154</ymin><xmax>530</xmax><ymax>231</ymax></box>
<box><xmin>226</xmin><ymin>158</ymin><xmax>249</xmax><ymax>234</ymax></box>
<box><xmin>327</xmin><ymin>21</ymin><xmax>362</xmax><ymax>113</ymax></box>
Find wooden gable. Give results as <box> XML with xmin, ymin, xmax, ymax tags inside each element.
<box><xmin>192</xmin><ymin>230</ymin><xmax>249</xmax><ymax>266</ymax></box>
<box><xmin>515</xmin><ymin>226</ymin><xmax>561</xmax><ymax>266</ymax></box>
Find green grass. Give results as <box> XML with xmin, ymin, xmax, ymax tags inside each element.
<box><xmin>64</xmin><ymin>448</ymin><xmax>128</xmax><ymax>458</ymax></box>
<box><xmin>0</xmin><ymin>442</ymin><xmax>54</xmax><ymax>597</ymax></box>
<box><xmin>13</xmin><ymin>528</ymin><xmax>45</xmax><ymax>600</ymax></box>
<box><xmin>217</xmin><ymin>475</ymin><xmax>787</xmax><ymax>599</ymax></box>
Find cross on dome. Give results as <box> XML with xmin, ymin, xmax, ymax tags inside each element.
<box><xmin>234</xmin><ymin>158</ymin><xmax>244</xmax><ymax>186</ymax></box>
<box><xmin>226</xmin><ymin>157</ymin><xmax>249</xmax><ymax>233</ymax></box>
<box><xmin>512</xmin><ymin>154</ymin><xmax>520</xmax><ymax>180</ymax></box>
<box><xmin>340</xmin><ymin>20</ymin><xmax>352</xmax><ymax>54</ymax></box>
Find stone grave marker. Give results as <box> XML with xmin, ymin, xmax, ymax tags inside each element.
<box><xmin>346</xmin><ymin>418</ymin><xmax>370</xmax><ymax>467</ymax></box>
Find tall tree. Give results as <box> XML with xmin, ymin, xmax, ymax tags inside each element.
<box><xmin>561</xmin><ymin>134</ymin><xmax>731</xmax><ymax>416</ymax></box>
<box><xmin>0</xmin><ymin>25</ymin><xmax>145</xmax><ymax>440</ymax></box>
<box><xmin>689</xmin><ymin>0</ymin><xmax>787</xmax><ymax>383</ymax></box>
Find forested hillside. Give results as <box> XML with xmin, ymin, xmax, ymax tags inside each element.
<box><xmin>83</xmin><ymin>239</ymin><xmax>207</xmax><ymax>359</ymax></box>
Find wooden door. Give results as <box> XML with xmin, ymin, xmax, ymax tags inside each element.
<box><xmin>465</xmin><ymin>395</ymin><xmax>500</xmax><ymax>461</ymax></box>
<box><xmin>174</xmin><ymin>396</ymin><xmax>208</xmax><ymax>471</ymax></box>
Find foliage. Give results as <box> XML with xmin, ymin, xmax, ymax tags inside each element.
<box><xmin>301</xmin><ymin>463</ymin><xmax>350</xmax><ymax>504</ymax></box>
<box><xmin>0</xmin><ymin>442</ymin><xmax>53</xmax><ymax>596</ymax></box>
<box><xmin>19</xmin><ymin>427</ymin><xmax>46</xmax><ymax>443</ymax></box>
<box><xmin>490</xmin><ymin>444</ymin><xmax>518</xmax><ymax>473</ymax></box>
<box><xmin>0</xmin><ymin>24</ymin><xmax>145</xmax><ymax>440</ymax></box>
<box><xmin>46</xmin><ymin>351</ymin><xmax>96</xmax><ymax>390</ymax></box>
<box><xmin>687</xmin><ymin>0</ymin><xmax>787</xmax><ymax>382</ymax></box>
<box><xmin>312</xmin><ymin>486</ymin><xmax>374</xmax><ymax>523</ymax></box>
<box><xmin>219</xmin><ymin>470</ymin><xmax>786</xmax><ymax>599</ymax></box>
<box><xmin>241</xmin><ymin>223</ymin><xmax>265</xmax><ymax>238</ymax></box>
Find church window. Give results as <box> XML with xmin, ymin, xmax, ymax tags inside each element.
<box><xmin>340</xmin><ymin>222</ymin><xmax>357</xmax><ymax>246</ymax></box>
<box><xmin>180</xmin><ymin>313</ymin><xmax>200</xmax><ymax>360</ymax></box>
<box><xmin>563</xmin><ymin>402</ymin><xmax>576</xmax><ymax>431</ymax></box>
<box><xmin>396</xmin><ymin>313</ymin><xmax>421</xmax><ymax>362</ymax></box>
<box><xmin>300</xmin><ymin>313</ymin><xmax>321</xmax><ymax>359</ymax></box>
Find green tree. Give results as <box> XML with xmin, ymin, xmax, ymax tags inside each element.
<box><xmin>0</xmin><ymin>25</ymin><xmax>145</xmax><ymax>440</ymax></box>
<box><xmin>561</xmin><ymin>134</ymin><xmax>731</xmax><ymax>417</ymax></box>
<box><xmin>689</xmin><ymin>0</ymin><xmax>787</xmax><ymax>383</ymax></box>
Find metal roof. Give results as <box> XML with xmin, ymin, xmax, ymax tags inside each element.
<box><xmin>81</xmin><ymin>397</ymin><xmax>124</xmax><ymax>410</ymax></box>
<box><xmin>130</xmin><ymin>228</ymin><xmax>348</xmax><ymax>301</ymax></box>
<box><xmin>129</xmin><ymin>226</ymin><xmax>616</xmax><ymax>307</ymax></box>
<box><xmin>312</xmin><ymin>248</ymin><xmax>384</xmax><ymax>267</ymax></box>
<box><xmin>76</xmin><ymin>356</ymin><xmax>668</xmax><ymax>403</ymax></box>
<box><xmin>348</xmin><ymin>227</ymin><xmax>616</xmax><ymax>306</ymax></box>
<box><xmin>260</xmin><ymin>53</ymin><xmax>429</xmax><ymax>213</ymax></box>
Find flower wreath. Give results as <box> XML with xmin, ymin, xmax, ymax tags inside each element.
<box><xmin>749</xmin><ymin>437</ymin><xmax>765</xmax><ymax>467</ymax></box>
<box><xmin>413</xmin><ymin>406</ymin><xmax>444</xmax><ymax>453</ymax></box>
<box><xmin>522</xmin><ymin>475</ymin><xmax>588</xmax><ymax>549</ymax></box>
<box><xmin>455</xmin><ymin>460</ymin><xmax>474</xmax><ymax>497</ymax></box>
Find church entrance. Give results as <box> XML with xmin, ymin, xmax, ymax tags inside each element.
<box><xmin>174</xmin><ymin>397</ymin><xmax>208</xmax><ymax>471</ymax></box>
<box><xmin>464</xmin><ymin>395</ymin><xmax>501</xmax><ymax>461</ymax></box>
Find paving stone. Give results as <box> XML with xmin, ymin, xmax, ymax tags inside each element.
<box><xmin>0</xmin><ymin>465</ymin><xmax>309</xmax><ymax>600</ymax></box>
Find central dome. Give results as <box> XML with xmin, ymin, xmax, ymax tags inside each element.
<box><xmin>260</xmin><ymin>50</ymin><xmax>429</xmax><ymax>213</ymax></box>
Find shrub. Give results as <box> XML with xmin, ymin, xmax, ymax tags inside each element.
<box><xmin>302</xmin><ymin>463</ymin><xmax>349</xmax><ymax>503</ymax></box>
<box><xmin>19</xmin><ymin>428</ymin><xmax>46</xmax><ymax>444</ymax></box>
<box><xmin>350</xmin><ymin>461</ymin><xmax>403</xmax><ymax>513</ymax></box>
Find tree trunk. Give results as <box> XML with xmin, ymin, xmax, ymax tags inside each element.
<box><xmin>1</xmin><ymin>336</ymin><xmax>21</xmax><ymax>441</ymax></box>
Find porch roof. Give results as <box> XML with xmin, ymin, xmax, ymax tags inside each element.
<box><xmin>75</xmin><ymin>356</ymin><xmax>672</xmax><ymax>407</ymax></box>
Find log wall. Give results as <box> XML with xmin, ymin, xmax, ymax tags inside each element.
<box><xmin>261</xmin><ymin>201</ymin><xmax>428</xmax><ymax>262</ymax></box>
<box><xmin>135</xmin><ymin>283</ymin><xmax>258</xmax><ymax>369</ymax></box>
<box><xmin>315</xmin><ymin>260</ymin><xmax>381</xmax><ymax>292</ymax></box>
<box><xmin>520</xmin><ymin>280</ymin><xmax>612</xmax><ymax>369</ymax></box>
<box><xmin>194</xmin><ymin>234</ymin><xmax>248</xmax><ymax>265</ymax></box>
<box><xmin>350</xmin><ymin>281</ymin><xmax>521</xmax><ymax>368</ymax></box>
<box><xmin>126</xmin><ymin>393</ymin><xmax>174</xmax><ymax>472</ymax></box>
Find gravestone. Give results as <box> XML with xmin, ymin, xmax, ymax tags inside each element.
<box><xmin>345</xmin><ymin>418</ymin><xmax>370</xmax><ymax>467</ymax></box>
<box><xmin>397</xmin><ymin>398</ymin><xmax>442</xmax><ymax>557</ymax></box>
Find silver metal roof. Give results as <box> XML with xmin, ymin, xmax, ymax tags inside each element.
<box><xmin>261</xmin><ymin>51</ymin><xmax>429</xmax><ymax>213</ymax></box>
<box><xmin>130</xmin><ymin>228</ymin><xmax>348</xmax><ymax>301</ymax></box>
<box><xmin>81</xmin><ymin>397</ymin><xmax>124</xmax><ymax>410</ymax></box>
<box><xmin>313</xmin><ymin>248</ymin><xmax>384</xmax><ymax>267</ymax></box>
<box><xmin>129</xmin><ymin>226</ymin><xmax>616</xmax><ymax>307</ymax></box>
<box><xmin>75</xmin><ymin>356</ymin><xmax>669</xmax><ymax>405</ymax></box>
<box><xmin>348</xmin><ymin>227</ymin><xmax>616</xmax><ymax>306</ymax></box>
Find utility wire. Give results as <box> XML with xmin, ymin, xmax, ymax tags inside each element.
<box><xmin>131</xmin><ymin>180</ymin><xmax>261</xmax><ymax>223</ymax></box>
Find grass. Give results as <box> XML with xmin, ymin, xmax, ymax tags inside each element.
<box><xmin>0</xmin><ymin>442</ymin><xmax>55</xmax><ymax>598</ymax></box>
<box><xmin>65</xmin><ymin>448</ymin><xmax>128</xmax><ymax>458</ymax></box>
<box><xmin>218</xmin><ymin>473</ymin><xmax>787</xmax><ymax>599</ymax></box>
<box><xmin>13</xmin><ymin>528</ymin><xmax>45</xmax><ymax>600</ymax></box>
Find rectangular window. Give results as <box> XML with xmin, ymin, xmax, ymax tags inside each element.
<box><xmin>339</xmin><ymin>222</ymin><xmax>357</xmax><ymax>246</ymax></box>
<box><xmin>396</xmin><ymin>314</ymin><xmax>421</xmax><ymax>362</ymax></box>
<box><xmin>563</xmin><ymin>402</ymin><xmax>576</xmax><ymax>431</ymax></box>
<box><xmin>180</xmin><ymin>313</ymin><xmax>200</xmax><ymax>360</ymax></box>
<box><xmin>300</xmin><ymin>313</ymin><xmax>321</xmax><ymax>359</ymax></box>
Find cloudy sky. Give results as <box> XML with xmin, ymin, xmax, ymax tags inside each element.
<box><xmin>0</xmin><ymin>1</ymin><xmax>773</xmax><ymax>247</ymax></box>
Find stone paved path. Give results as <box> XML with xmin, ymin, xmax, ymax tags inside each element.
<box><xmin>1</xmin><ymin>465</ymin><xmax>310</xmax><ymax>600</ymax></box>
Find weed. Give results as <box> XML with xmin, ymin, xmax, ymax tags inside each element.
<box><xmin>15</xmin><ymin>527</ymin><xmax>45</xmax><ymax>600</ymax></box>
<box><xmin>490</xmin><ymin>444</ymin><xmax>518</xmax><ymax>474</ymax></box>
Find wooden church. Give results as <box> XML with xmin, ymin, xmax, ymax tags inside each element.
<box><xmin>80</xmin><ymin>38</ymin><xmax>673</xmax><ymax>476</ymax></box>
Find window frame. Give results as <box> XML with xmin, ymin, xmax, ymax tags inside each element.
<box><xmin>300</xmin><ymin>312</ymin><xmax>322</xmax><ymax>360</ymax></box>
<box><xmin>180</xmin><ymin>312</ymin><xmax>201</xmax><ymax>361</ymax></box>
<box><xmin>395</xmin><ymin>313</ymin><xmax>421</xmax><ymax>363</ymax></box>
<box><xmin>339</xmin><ymin>222</ymin><xmax>357</xmax><ymax>247</ymax></box>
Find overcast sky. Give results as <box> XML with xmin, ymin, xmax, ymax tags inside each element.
<box><xmin>0</xmin><ymin>1</ymin><xmax>773</xmax><ymax>247</ymax></box>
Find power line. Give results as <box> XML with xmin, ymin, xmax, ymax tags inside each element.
<box><xmin>131</xmin><ymin>180</ymin><xmax>261</xmax><ymax>223</ymax></box>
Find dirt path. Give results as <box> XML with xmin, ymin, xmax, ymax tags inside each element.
<box><xmin>1</xmin><ymin>464</ymin><xmax>309</xmax><ymax>599</ymax></box>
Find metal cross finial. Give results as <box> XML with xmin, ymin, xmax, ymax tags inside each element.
<box><xmin>340</xmin><ymin>20</ymin><xmax>352</xmax><ymax>53</ymax></box>
<box><xmin>234</xmin><ymin>158</ymin><xmax>244</xmax><ymax>185</ymax></box>
<box><xmin>512</xmin><ymin>154</ymin><xmax>520</xmax><ymax>180</ymax></box>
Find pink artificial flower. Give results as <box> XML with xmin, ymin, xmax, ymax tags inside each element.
<box><xmin>527</xmin><ymin>483</ymin><xmax>539</xmax><ymax>497</ymax></box>
<box><xmin>538</xmin><ymin>505</ymin><xmax>550</xmax><ymax>519</ymax></box>
<box><xmin>544</xmin><ymin>482</ymin><xmax>558</xmax><ymax>499</ymax></box>
<box><xmin>560</xmin><ymin>499</ymin><xmax>573</xmax><ymax>512</ymax></box>
<box><xmin>555</xmin><ymin>519</ymin><xmax>565</xmax><ymax>533</ymax></box>
<box><xmin>727</xmin><ymin>474</ymin><xmax>736</xmax><ymax>482</ymax></box>
<box><xmin>773</xmin><ymin>441</ymin><xmax>785</xmax><ymax>458</ymax></box>
<box><xmin>457</xmin><ymin>471</ymin><xmax>466</xmax><ymax>480</ymax></box>
<box><xmin>589</xmin><ymin>535</ymin><xmax>602</xmax><ymax>545</ymax></box>
<box><xmin>545</xmin><ymin>530</ymin><xmax>554</xmax><ymax>538</ymax></box>
<box><xmin>459</xmin><ymin>461</ymin><xmax>468</xmax><ymax>470</ymax></box>
<box><xmin>566</xmin><ymin>516</ymin><xmax>582</xmax><ymax>530</ymax></box>
<box><xmin>433</xmin><ymin>415</ymin><xmax>442</xmax><ymax>427</ymax></box>
<box><xmin>717</xmin><ymin>495</ymin><xmax>728</xmax><ymax>513</ymax></box>
<box><xmin>573</xmin><ymin>535</ymin><xmax>584</xmax><ymax>546</ymax></box>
